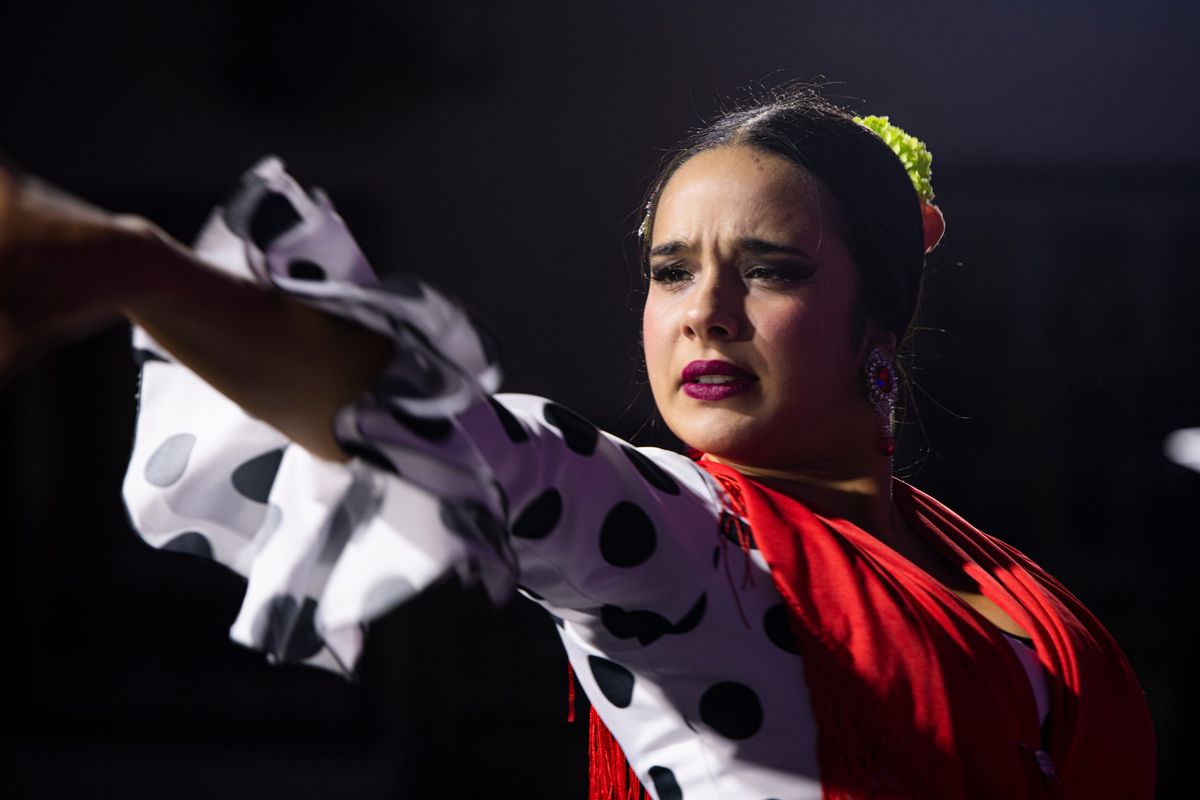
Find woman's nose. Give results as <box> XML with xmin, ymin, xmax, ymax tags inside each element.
<box><xmin>683</xmin><ymin>277</ymin><xmax>739</xmax><ymax>341</ymax></box>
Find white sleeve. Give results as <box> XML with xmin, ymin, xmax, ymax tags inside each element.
<box><xmin>122</xmin><ymin>157</ymin><xmax>725</xmax><ymax>680</ymax></box>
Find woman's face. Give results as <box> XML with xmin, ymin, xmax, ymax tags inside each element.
<box><xmin>642</xmin><ymin>145</ymin><xmax>883</xmax><ymax>468</ymax></box>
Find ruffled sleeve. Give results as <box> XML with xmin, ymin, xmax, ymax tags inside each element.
<box><xmin>122</xmin><ymin>158</ymin><xmax>723</xmax><ymax>679</ymax></box>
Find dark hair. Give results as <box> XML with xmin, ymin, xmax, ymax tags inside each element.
<box><xmin>639</xmin><ymin>87</ymin><xmax>926</xmax><ymax>349</ymax></box>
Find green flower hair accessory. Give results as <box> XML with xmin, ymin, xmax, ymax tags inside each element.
<box><xmin>854</xmin><ymin>115</ymin><xmax>935</xmax><ymax>203</ymax></box>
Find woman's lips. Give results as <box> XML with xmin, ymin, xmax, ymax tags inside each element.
<box><xmin>680</xmin><ymin>360</ymin><xmax>757</xmax><ymax>401</ymax></box>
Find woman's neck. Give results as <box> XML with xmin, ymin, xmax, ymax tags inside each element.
<box><xmin>702</xmin><ymin>453</ymin><xmax>898</xmax><ymax>543</ymax></box>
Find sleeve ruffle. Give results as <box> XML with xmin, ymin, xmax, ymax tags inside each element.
<box><xmin>123</xmin><ymin>157</ymin><xmax>516</xmax><ymax>678</ymax></box>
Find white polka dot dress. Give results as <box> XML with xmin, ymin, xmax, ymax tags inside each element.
<box><xmin>122</xmin><ymin>159</ymin><xmax>1049</xmax><ymax>800</ymax></box>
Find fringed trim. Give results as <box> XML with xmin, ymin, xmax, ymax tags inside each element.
<box><xmin>567</xmin><ymin>661</ymin><xmax>647</xmax><ymax>799</ymax></box>
<box><xmin>588</xmin><ymin>706</ymin><xmax>647</xmax><ymax>800</ymax></box>
<box><xmin>567</xmin><ymin>660</ymin><xmax>577</xmax><ymax>723</ymax></box>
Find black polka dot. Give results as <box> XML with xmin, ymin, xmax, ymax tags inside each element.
<box><xmin>161</xmin><ymin>531</ymin><xmax>213</xmax><ymax>559</ymax></box>
<box><xmin>648</xmin><ymin>766</ymin><xmax>683</xmax><ymax>800</ymax></box>
<box><xmin>380</xmin><ymin>275</ymin><xmax>426</xmax><ymax>299</ymax></box>
<box><xmin>287</xmin><ymin>258</ymin><xmax>327</xmax><ymax>281</ymax></box>
<box><xmin>699</xmin><ymin>681</ymin><xmax>763</xmax><ymax>740</ymax></box>
<box><xmin>621</xmin><ymin>446</ymin><xmax>681</xmax><ymax>495</ymax></box>
<box><xmin>248</xmin><ymin>191</ymin><xmax>303</xmax><ymax>251</ymax></box>
<box><xmin>342</xmin><ymin>441</ymin><xmax>399</xmax><ymax>474</ymax></box>
<box><xmin>512</xmin><ymin>489</ymin><xmax>562</xmax><ymax>540</ymax></box>
<box><xmin>601</xmin><ymin>605</ymin><xmax>669</xmax><ymax>646</ymax></box>
<box><xmin>488</xmin><ymin>397</ymin><xmax>529</xmax><ymax>443</ymax></box>
<box><xmin>671</xmin><ymin>593</ymin><xmax>707</xmax><ymax>635</ymax></box>
<box><xmin>763</xmin><ymin>603</ymin><xmax>800</xmax><ymax>655</ymax></box>
<box><xmin>256</xmin><ymin>595</ymin><xmax>324</xmax><ymax>663</ymax></box>
<box><xmin>231</xmin><ymin>448</ymin><xmax>285</xmax><ymax>503</ymax></box>
<box><xmin>720</xmin><ymin>511</ymin><xmax>757</xmax><ymax>550</ymax></box>
<box><xmin>145</xmin><ymin>433</ymin><xmax>196</xmax><ymax>487</ymax></box>
<box><xmin>588</xmin><ymin>655</ymin><xmax>634</xmax><ymax>708</ymax></box>
<box><xmin>387</xmin><ymin>404</ymin><xmax>453</xmax><ymax>441</ymax></box>
<box><xmin>601</xmin><ymin>593</ymin><xmax>705</xmax><ymax>646</ymax></box>
<box><xmin>600</xmin><ymin>604</ymin><xmax>633</xmax><ymax>638</ymax></box>
<box><xmin>543</xmin><ymin>403</ymin><xmax>599</xmax><ymax>456</ymax></box>
<box><xmin>133</xmin><ymin>347</ymin><xmax>169</xmax><ymax>366</ymax></box>
<box><xmin>599</xmin><ymin>502</ymin><xmax>656</xmax><ymax>567</ymax></box>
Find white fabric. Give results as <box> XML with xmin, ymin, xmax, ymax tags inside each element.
<box><xmin>122</xmin><ymin>159</ymin><xmax>1047</xmax><ymax>800</ymax></box>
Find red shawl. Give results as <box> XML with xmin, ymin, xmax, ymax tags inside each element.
<box><xmin>698</xmin><ymin>460</ymin><xmax>1156</xmax><ymax>799</ymax></box>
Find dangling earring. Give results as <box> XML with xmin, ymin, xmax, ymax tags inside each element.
<box><xmin>865</xmin><ymin>348</ymin><xmax>898</xmax><ymax>456</ymax></box>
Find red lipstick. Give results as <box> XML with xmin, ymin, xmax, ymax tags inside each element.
<box><xmin>681</xmin><ymin>360</ymin><xmax>757</xmax><ymax>401</ymax></box>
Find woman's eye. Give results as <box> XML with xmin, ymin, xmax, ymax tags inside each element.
<box><xmin>744</xmin><ymin>265</ymin><xmax>806</xmax><ymax>284</ymax></box>
<box><xmin>649</xmin><ymin>264</ymin><xmax>692</xmax><ymax>284</ymax></box>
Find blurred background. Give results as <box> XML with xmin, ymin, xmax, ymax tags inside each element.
<box><xmin>1</xmin><ymin>1</ymin><xmax>1196</xmax><ymax>797</ymax></box>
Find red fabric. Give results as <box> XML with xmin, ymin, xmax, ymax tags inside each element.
<box><xmin>698</xmin><ymin>460</ymin><xmax>1155</xmax><ymax>799</ymax></box>
<box><xmin>588</xmin><ymin>706</ymin><xmax>648</xmax><ymax>800</ymax></box>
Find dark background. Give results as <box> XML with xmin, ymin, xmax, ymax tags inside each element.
<box><xmin>1</xmin><ymin>1</ymin><xmax>1196</xmax><ymax>797</ymax></box>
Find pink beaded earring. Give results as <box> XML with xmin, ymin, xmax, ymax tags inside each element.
<box><xmin>865</xmin><ymin>348</ymin><xmax>898</xmax><ymax>456</ymax></box>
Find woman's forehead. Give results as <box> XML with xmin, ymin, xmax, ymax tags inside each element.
<box><xmin>653</xmin><ymin>146</ymin><xmax>828</xmax><ymax>245</ymax></box>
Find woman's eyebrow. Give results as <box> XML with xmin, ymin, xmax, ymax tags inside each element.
<box><xmin>649</xmin><ymin>238</ymin><xmax>815</xmax><ymax>260</ymax></box>
<box><xmin>737</xmin><ymin>237</ymin><xmax>815</xmax><ymax>260</ymax></box>
<box><xmin>648</xmin><ymin>240</ymin><xmax>688</xmax><ymax>258</ymax></box>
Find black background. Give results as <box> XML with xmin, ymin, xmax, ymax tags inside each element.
<box><xmin>1</xmin><ymin>1</ymin><xmax>1196</xmax><ymax>797</ymax></box>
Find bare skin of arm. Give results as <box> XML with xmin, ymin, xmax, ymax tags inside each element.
<box><xmin>0</xmin><ymin>164</ymin><xmax>392</xmax><ymax>463</ymax></box>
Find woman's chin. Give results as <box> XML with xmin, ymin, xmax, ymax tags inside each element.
<box><xmin>677</xmin><ymin>430</ymin><xmax>775</xmax><ymax>466</ymax></box>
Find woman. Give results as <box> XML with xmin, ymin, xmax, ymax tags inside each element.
<box><xmin>0</xmin><ymin>89</ymin><xmax>1155</xmax><ymax>798</ymax></box>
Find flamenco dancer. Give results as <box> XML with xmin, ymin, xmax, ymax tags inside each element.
<box><xmin>0</xmin><ymin>88</ymin><xmax>1155</xmax><ymax>798</ymax></box>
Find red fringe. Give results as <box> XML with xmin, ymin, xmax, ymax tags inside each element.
<box><xmin>567</xmin><ymin>660</ymin><xmax>577</xmax><ymax>723</ymax></box>
<box><xmin>588</xmin><ymin>706</ymin><xmax>647</xmax><ymax>800</ymax></box>
<box><xmin>567</xmin><ymin>661</ymin><xmax>647</xmax><ymax>799</ymax></box>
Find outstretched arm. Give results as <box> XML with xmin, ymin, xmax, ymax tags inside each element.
<box><xmin>78</xmin><ymin>157</ymin><xmax>725</xmax><ymax>679</ymax></box>
<box><xmin>0</xmin><ymin>163</ymin><xmax>391</xmax><ymax>461</ymax></box>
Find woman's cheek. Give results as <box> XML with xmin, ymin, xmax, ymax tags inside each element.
<box><xmin>641</xmin><ymin>310</ymin><xmax>669</xmax><ymax>403</ymax></box>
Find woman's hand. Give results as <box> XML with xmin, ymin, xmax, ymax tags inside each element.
<box><xmin>0</xmin><ymin>158</ymin><xmax>155</xmax><ymax>380</ymax></box>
